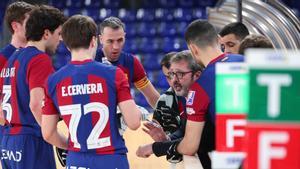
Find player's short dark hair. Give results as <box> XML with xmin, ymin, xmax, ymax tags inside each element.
<box><xmin>4</xmin><ymin>1</ymin><xmax>34</xmax><ymax>34</ymax></box>
<box><xmin>238</xmin><ymin>34</ymin><xmax>274</xmax><ymax>55</ymax></box>
<box><xmin>219</xmin><ymin>22</ymin><xmax>249</xmax><ymax>40</ymax></box>
<box><xmin>99</xmin><ymin>16</ymin><xmax>125</xmax><ymax>34</ymax></box>
<box><xmin>26</xmin><ymin>5</ymin><xmax>66</xmax><ymax>41</ymax></box>
<box><xmin>62</xmin><ymin>15</ymin><xmax>97</xmax><ymax>50</ymax></box>
<box><xmin>184</xmin><ymin>19</ymin><xmax>218</xmax><ymax>48</ymax></box>
<box><xmin>160</xmin><ymin>52</ymin><xmax>177</xmax><ymax>69</ymax></box>
<box><xmin>170</xmin><ymin>50</ymin><xmax>204</xmax><ymax>73</ymax></box>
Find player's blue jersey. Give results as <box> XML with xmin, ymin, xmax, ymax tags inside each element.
<box><xmin>0</xmin><ymin>46</ymin><xmax>54</xmax><ymax>136</ymax></box>
<box><xmin>0</xmin><ymin>44</ymin><xmax>17</xmax><ymax>157</ymax></box>
<box><xmin>0</xmin><ymin>44</ymin><xmax>16</xmax><ymax>70</ymax></box>
<box><xmin>186</xmin><ymin>53</ymin><xmax>244</xmax><ymax>123</ymax></box>
<box><xmin>186</xmin><ymin>53</ymin><xmax>244</xmax><ymax>156</ymax></box>
<box><xmin>43</xmin><ymin>59</ymin><xmax>132</xmax><ymax>155</ymax></box>
<box><xmin>95</xmin><ymin>50</ymin><xmax>149</xmax><ymax>90</ymax></box>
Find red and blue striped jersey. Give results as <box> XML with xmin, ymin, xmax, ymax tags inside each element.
<box><xmin>0</xmin><ymin>46</ymin><xmax>54</xmax><ymax>136</ymax></box>
<box><xmin>43</xmin><ymin>59</ymin><xmax>132</xmax><ymax>154</ymax></box>
<box><xmin>0</xmin><ymin>44</ymin><xmax>16</xmax><ymax>70</ymax></box>
<box><xmin>96</xmin><ymin>50</ymin><xmax>149</xmax><ymax>90</ymax></box>
<box><xmin>186</xmin><ymin>53</ymin><xmax>244</xmax><ymax>123</ymax></box>
<box><xmin>0</xmin><ymin>44</ymin><xmax>17</xmax><ymax>139</ymax></box>
<box><xmin>186</xmin><ymin>53</ymin><xmax>244</xmax><ymax>154</ymax></box>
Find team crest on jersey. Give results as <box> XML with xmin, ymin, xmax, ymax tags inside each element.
<box><xmin>186</xmin><ymin>107</ymin><xmax>195</xmax><ymax>115</ymax></box>
<box><xmin>186</xmin><ymin>91</ymin><xmax>195</xmax><ymax>105</ymax></box>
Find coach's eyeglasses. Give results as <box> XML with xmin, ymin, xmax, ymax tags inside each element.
<box><xmin>168</xmin><ymin>71</ymin><xmax>193</xmax><ymax>80</ymax></box>
<box><xmin>163</xmin><ymin>74</ymin><xmax>172</xmax><ymax>80</ymax></box>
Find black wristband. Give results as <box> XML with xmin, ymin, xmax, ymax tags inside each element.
<box><xmin>152</xmin><ymin>139</ymin><xmax>182</xmax><ymax>157</ymax></box>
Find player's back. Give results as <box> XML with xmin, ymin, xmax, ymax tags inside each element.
<box><xmin>195</xmin><ymin>53</ymin><xmax>244</xmax><ymax>156</ymax></box>
<box><xmin>46</xmin><ymin>60</ymin><xmax>128</xmax><ymax>154</ymax></box>
<box><xmin>0</xmin><ymin>46</ymin><xmax>52</xmax><ymax>136</ymax></box>
<box><xmin>197</xmin><ymin>53</ymin><xmax>244</xmax><ymax>121</ymax></box>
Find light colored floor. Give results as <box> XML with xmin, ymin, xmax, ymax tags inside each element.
<box><xmin>0</xmin><ymin>121</ymin><xmax>184</xmax><ymax>169</ymax></box>
<box><xmin>55</xmin><ymin>121</ymin><xmax>172</xmax><ymax>169</ymax></box>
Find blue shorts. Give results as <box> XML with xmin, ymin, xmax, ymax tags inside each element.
<box><xmin>67</xmin><ymin>151</ymin><xmax>129</xmax><ymax>169</ymax></box>
<box><xmin>1</xmin><ymin>135</ymin><xmax>56</xmax><ymax>169</ymax></box>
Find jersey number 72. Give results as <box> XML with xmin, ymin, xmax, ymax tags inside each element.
<box><xmin>59</xmin><ymin>102</ymin><xmax>110</xmax><ymax>150</ymax></box>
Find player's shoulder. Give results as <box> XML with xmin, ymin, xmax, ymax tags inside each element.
<box><xmin>92</xmin><ymin>60</ymin><xmax>118</xmax><ymax>72</ymax></box>
<box><xmin>223</xmin><ymin>53</ymin><xmax>244</xmax><ymax>62</ymax></box>
<box><xmin>120</xmin><ymin>51</ymin><xmax>137</xmax><ymax>60</ymax></box>
<box><xmin>0</xmin><ymin>44</ymin><xmax>16</xmax><ymax>58</ymax></box>
<box><xmin>18</xmin><ymin>46</ymin><xmax>47</xmax><ymax>62</ymax></box>
<box><xmin>24</xmin><ymin>46</ymin><xmax>44</xmax><ymax>55</ymax></box>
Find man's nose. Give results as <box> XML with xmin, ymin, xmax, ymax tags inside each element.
<box><xmin>112</xmin><ymin>42</ymin><xmax>120</xmax><ymax>49</ymax></box>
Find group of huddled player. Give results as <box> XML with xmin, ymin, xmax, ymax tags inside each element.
<box><xmin>0</xmin><ymin>2</ymin><xmax>274</xmax><ymax>169</ymax></box>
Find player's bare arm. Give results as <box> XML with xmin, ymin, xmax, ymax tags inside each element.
<box><xmin>139</xmin><ymin>82</ymin><xmax>160</xmax><ymax>108</ymax></box>
<box><xmin>118</xmin><ymin>99</ymin><xmax>141</xmax><ymax>130</ymax></box>
<box><xmin>0</xmin><ymin>103</ymin><xmax>5</xmax><ymax>125</ymax></box>
<box><xmin>177</xmin><ymin>120</ymin><xmax>204</xmax><ymax>155</ymax></box>
<box><xmin>41</xmin><ymin>114</ymin><xmax>68</xmax><ymax>150</ymax></box>
<box><xmin>29</xmin><ymin>87</ymin><xmax>45</xmax><ymax>126</ymax></box>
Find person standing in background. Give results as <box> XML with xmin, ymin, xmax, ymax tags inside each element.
<box><xmin>219</xmin><ymin>22</ymin><xmax>249</xmax><ymax>54</ymax></box>
<box><xmin>0</xmin><ymin>2</ymin><xmax>33</xmax><ymax>167</ymax></box>
<box><xmin>96</xmin><ymin>16</ymin><xmax>160</xmax><ymax>108</ymax></box>
<box><xmin>238</xmin><ymin>34</ymin><xmax>274</xmax><ymax>55</ymax></box>
<box><xmin>41</xmin><ymin>15</ymin><xmax>141</xmax><ymax>169</ymax></box>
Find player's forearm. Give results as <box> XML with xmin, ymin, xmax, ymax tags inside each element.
<box><xmin>177</xmin><ymin>121</ymin><xmax>204</xmax><ymax>156</ymax></box>
<box><xmin>118</xmin><ymin>100</ymin><xmax>141</xmax><ymax>130</ymax></box>
<box><xmin>177</xmin><ymin>138</ymin><xmax>198</xmax><ymax>156</ymax></box>
<box><xmin>139</xmin><ymin>83</ymin><xmax>160</xmax><ymax>108</ymax></box>
<box><xmin>30</xmin><ymin>103</ymin><xmax>42</xmax><ymax>126</ymax></box>
<box><xmin>43</xmin><ymin>130</ymin><xmax>68</xmax><ymax>150</ymax></box>
<box><xmin>29</xmin><ymin>87</ymin><xmax>45</xmax><ymax>125</ymax></box>
<box><xmin>0</xmin><ymin>105</ymin><xmax>6</xmax><ymax>126</ymax></box>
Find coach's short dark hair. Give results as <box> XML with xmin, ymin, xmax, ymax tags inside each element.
<box><xmin>62</xmin><ymin>15</ymin><xmax>97</xmax><ymax>50</ymax></box>
<box><xmin>26</xmin><ymin>5</ymin><xmax>66</xmax><ymax>41</ymax></box>
<box><xmin>4</xmin><ymin>1</ymin><xmax>33</xmax><ymax>34</ymax></box>
<box><xmin>219</xmin><ymin>22</ymin><xmax>249</xmax><ymax>40</ymax></box>
<box><xmin>170</xmin><ymin>50</ymin><xmax>204</xmax><ymax>72</ymax></box>
<box><xmin>184</xmin><ymin>19</ymin><xmax>218</xmax><ymax>48</ymax></box>
<box><xmin>99</xmin><ymin>16</ymin><xmax>125</xmax><ymax>34</ymax></box>
<box><xmin>160</xmin><ymin>52</ymin><xmax>177</xmax><ymax>69</ymax></box>
<box><xmin>238</xmin><ymin>34</ymin><xmax>274</xmax><ymax>55</ymax></box>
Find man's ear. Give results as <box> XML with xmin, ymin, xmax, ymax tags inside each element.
<box><xmin>189</xmin><ymin>43</ymin><xmax>200</xmax><ymax>57</ymax></box>
<box><xmin>193</xmin><ymin>71</ymin><xmax>201</xmax><ymax>80</ymax></box>
<box><xmin>90</xmin><ymin>36</ymin><xmax>97</xmax><ymax>48</ymax></box>
<box><xmin>43</xmin><ymin>29</ymin><xmax>51</xmax><ymax>40</ymax></box>
<box><xmin>11</xmin><ymin>21</ymin><xmax>18</xmax><ymax>33</ymax></box>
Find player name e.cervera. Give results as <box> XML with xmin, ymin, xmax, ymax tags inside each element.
<box><xmin>0</xmin><ymin>67</ymin><xmax>16</xmax><ymax>78</ymax></box>
<box><xmin>62</xmin><ymin>83</ymin><xmax>103</xmax><ymax>97</ymax></box>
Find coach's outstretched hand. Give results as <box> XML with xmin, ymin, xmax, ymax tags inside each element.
<box><xmin>56</xmin><ymin>147</ymin><xmax>68</xmax><ymax>167</ymax></box>
<box><xmin>153</xmin><ymin>105</ymin><xmax>180</xmax><ymax>134</ymax></box>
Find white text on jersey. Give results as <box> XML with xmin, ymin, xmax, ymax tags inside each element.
<box><xmin>62</xmin><ymin>83</ymin><xmax>103</xmax><ymax>97</ymax></box>
<box><xmin>0</xmin><ymin>67</ymin><xmax>15</xmax><ymax>78</ymax></box>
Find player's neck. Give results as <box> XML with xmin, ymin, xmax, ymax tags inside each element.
<box><xmin>26</xmin><ymin>41</ymin><xmax>46</xmax><ymax>52</ymax></box>
<box><xmin>202</xmin><ymin>46</ymin><xmax>223</xmax><ymax>66</ymax></box>
<box><xmin>71</xmin><ymin>49</ymin><xmax>93</xmax><ymax>61</ymax></box>
<box><xmin>10</xmin><ymin>35</ymin><xmax>27</xmax><ymax>48</ymax></box>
